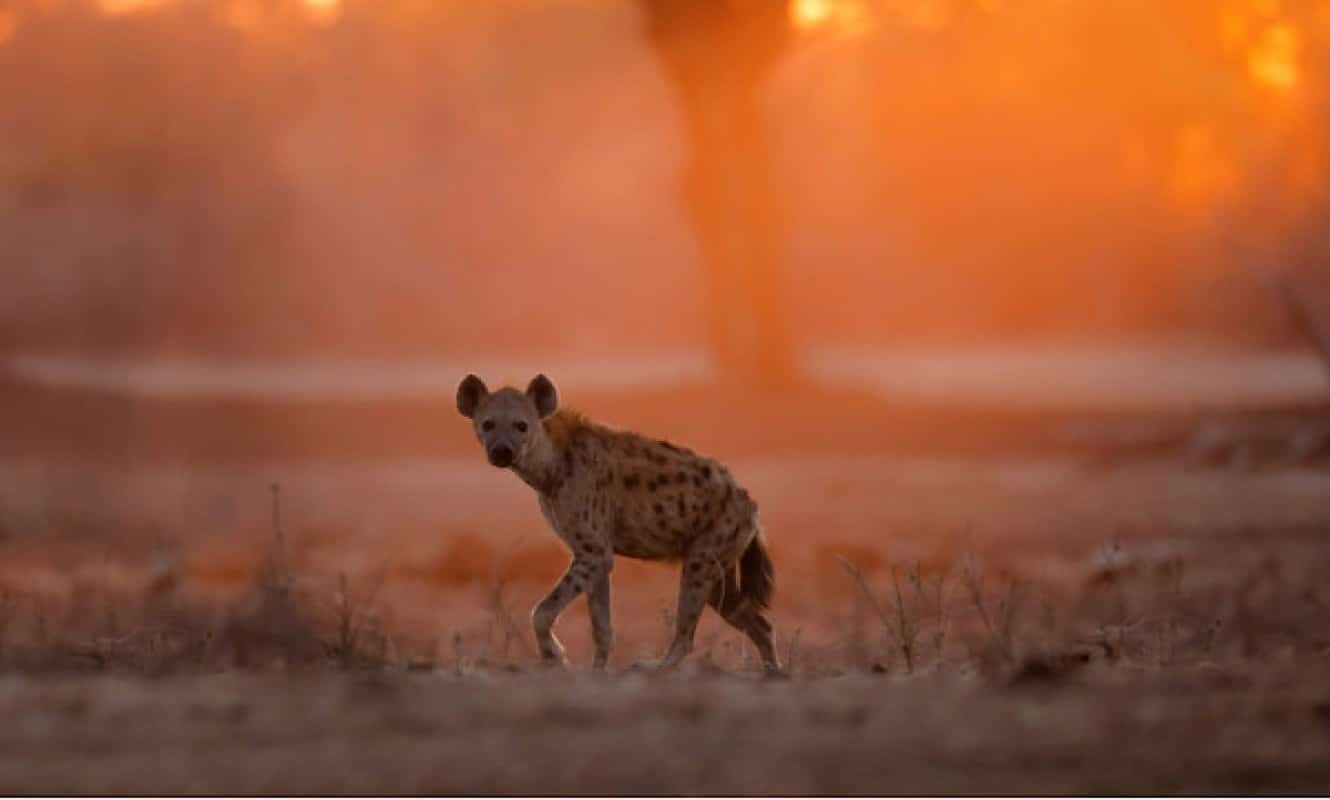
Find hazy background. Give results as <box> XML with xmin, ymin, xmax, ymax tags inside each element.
<box><xmin>2</xmin><ymin>0</ymin><xmax>1330</xmax><ymax>542</ymax></box>
<box><xmin>2</xmin><ymin>0</ymin><xmax>1329</xmax><ymax>368</ymax></box>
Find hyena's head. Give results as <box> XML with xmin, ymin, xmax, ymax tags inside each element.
<box><xmin>456</xmin><ymin>373</ymin><xmax>559</xmax><ymax>469</ymax></box>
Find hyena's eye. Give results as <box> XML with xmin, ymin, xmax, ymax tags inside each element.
<box><xmin>514</xmin><ymin>421</ymin><xmax>528</xmax><ymax>433</ymax></box>
<box><xmin>481</xmin><ymin>419</ymin><xmax>495</xmax><ymax>432</ymax></box>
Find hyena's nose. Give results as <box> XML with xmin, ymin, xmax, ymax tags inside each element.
<box><xmin>488</xmin><ymin>444</ymin><xmax>514</xmax><ymax>468</ymax></box>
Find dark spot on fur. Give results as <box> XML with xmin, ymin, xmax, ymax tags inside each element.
<box><xmin>563</xmin><ymin>448</ymin><xmax>575</xmax><ymax>473</ymax></box>
<box><xmin>677</xmin><ymin>497</ymin><xmax>687</xmax><ymax>517</ymax></box>
<box><xmin>653</xmin><ymin>502</ymin><xmax>664</xmax><ymax>515</ymax></box>
<box><xmin>675</xmin><ymin>471</ymin><xmax>687</xmax><ymax>484</ymax></box>
<box><xmin>701</xmin><ymin>466</ymin><xmax>712</xmax><ymax>479</ymax></box>
<box><xmin>624</xmin><ymin>475</ymin><xmax>640</xmax><ymax>490</ymax></box>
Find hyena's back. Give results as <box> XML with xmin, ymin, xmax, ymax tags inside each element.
<box><xmin>559</xmin><ymin>415</ymin><xmax>759</xmax><ymax>563</ymax></box>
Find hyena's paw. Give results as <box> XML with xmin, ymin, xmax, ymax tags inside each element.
<box><xmin>536</xmin><ymin>641</ymin><xmax>569</xmax><ymax>669</ymax></box>
<box><xmin>537</xmin><ymin>652</ymin><xmax>570</xmax><ymax>670</ymax></box>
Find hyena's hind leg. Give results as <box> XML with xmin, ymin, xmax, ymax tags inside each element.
<box><xmin>588</xmin><ymin>568</ymin><xmax>613</xmax><ymax>670</ymax></box>
<box><xmin>659</xmin><ymin>551</ymin><xmax>725</xmax><ymax>669</ymax></box>
<box><xmin>709</xmin><ymin>567</ymin><xmax>780</xmax><ymax>673</ymax></box>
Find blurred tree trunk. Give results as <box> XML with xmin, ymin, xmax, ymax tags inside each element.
<box><xmin>642</xmin><ymin>0</ymin><xmax>797</xmax><ymax>387</ymax></box>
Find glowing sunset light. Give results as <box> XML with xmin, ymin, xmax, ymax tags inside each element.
<box><xmin>789</xmin><ymin>0</ymin><xmax>871</xmax><ymax>36</ymax></box>
<box><xmin>98</xmin><ymin>0</ymin><xmax>168</xmax><ymax>15</ymax></box>
<box><xmin>0</xmin><ymin>9</ymin><xmax>17</xmax><ymax>46</ymax></box>
<box><xmin>4</xmin><ymin>0</ymin><xmax>1330</xmax><ymax>398</ymax></box>
<box><xmin>1248</xmin><ymin>23</ymin><xmax>1300</xmax><ymax>90</ymax></box>
<box><xmin>791</xmin><ymin>0</ymin><xmax>835</xmax><ymax>29</ymax></box>
<box><xmin>303</xmin><ymin>0</ymin><xmax>340</xmax><ymax>25</ymax></box>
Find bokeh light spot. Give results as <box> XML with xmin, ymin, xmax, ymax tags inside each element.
<box><xmin>1248</xmin><ymin>23</ymin><xmax>1300</xmax><ymax>90</ymax></box>
<box><xmin>304</xmin><ymin>0</ymin><xmax>340</xmax><ymax>26</ymax></box>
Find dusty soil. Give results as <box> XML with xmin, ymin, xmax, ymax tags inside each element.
<box><xmin>2</xmin><ymin>667</ymin><xmax>1329</xmax><ymax>795</ymax></box>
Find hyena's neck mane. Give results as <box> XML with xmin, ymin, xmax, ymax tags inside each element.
<box><xmin>514</xmin><ymin>407</ymin><xmax>590</xmax><ymax>495</ymax></box>
<box><xmin>542</xmin><ymin>407</ymin><xmax>589</xmax><ymax>451</ymax></box>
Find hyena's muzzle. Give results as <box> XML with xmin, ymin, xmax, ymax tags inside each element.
<box><xmin>487</xmin><ymin>440</ymin><xmax>516</xmax><ymax>468</ymax></box>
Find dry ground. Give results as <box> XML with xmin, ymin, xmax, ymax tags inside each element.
<box><xmin>1</xmin><ymin>378</ymin><xmax>1329</xmax><ymax>793</ymax></box>
<box><xmin>2</xmin><ymin>666</ymin><xmax>1330</xmax><ymax>795</ymax></box>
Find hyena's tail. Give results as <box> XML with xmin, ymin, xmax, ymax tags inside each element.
<box><xmin>739</xmin><ymin>532</ymin><xmax>775</xmax><ymax>610</ymax></box>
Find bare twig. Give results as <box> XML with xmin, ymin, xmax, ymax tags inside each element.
<box><xmin>837</xmin><ymin>555</ymin><xmax>922</xmax><ymax>674</ymax></box>
<box><xmin>785</xmin><ymin>626</ymin><xmax>803</xmax><ymax>675</ymax></box>
<box><xmin>327</xmin><ymin>570</ymin><xmax>385</xmax><ymax>669</ymax></box>
<box><xmin>487</xmin><ymin>536</ymin><xmax>534</xmax><ymax>660</ymax></box>
<box><xmin>888</xmin><ymin>564</ymin><xmax>917</xmax><ymax>674</ymax></box>
<box><xmin>263</xmin><ymin>483</ymin><xmax>291</xmax><ymax>598</ymax></box>
<box><xmin>910</xmin><ymin>563</ymin><xmax>954</xmax><ymax>670</ymax></box>
<box><xmin>961</xmin><ymin>553</ymin><xmax>1022</xmax><ymax>667</ymax></box>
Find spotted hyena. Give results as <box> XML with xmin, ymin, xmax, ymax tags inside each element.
<box><xmin>456</xmin><ymin>373</ymin><xmax>779</xmax><ymax>673</ymax></box>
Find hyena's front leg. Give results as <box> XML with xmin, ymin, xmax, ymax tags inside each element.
<box><xmin>532</xmin><ymin>555</ymin><xmax>608</xmax><ymax>667</ymax></box>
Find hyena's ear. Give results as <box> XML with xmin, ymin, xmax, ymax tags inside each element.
<box><xmin>456</xmin><ymin>374</ymin><xmax>489</xmax><ymax>419</ymax></box>
<box><xmin>526</xmin><ymin>373</ymin><xmax>559</xmax><ymax>419</ymax></box>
